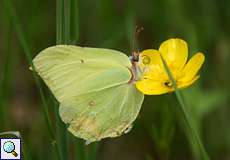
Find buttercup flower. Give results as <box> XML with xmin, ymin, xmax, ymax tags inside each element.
<box><xmin>135</xmin><ymin>38</ymin><xmax>205</xmax><ymax>95</ymax></box>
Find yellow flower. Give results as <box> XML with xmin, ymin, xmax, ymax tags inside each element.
<box><xmin>135</xmin><ymin>38</ymin><xmax>205</xmax><ymax>95</ymax></box>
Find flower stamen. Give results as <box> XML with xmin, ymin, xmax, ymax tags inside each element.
<box><xmin>142</xmin><ymin>55</ymin><xmax>151</xmax><ymax>65</ymax></box>
<box><xmin>164</xmin><ymin>81</ymin><xmax>173</xmax><ymax>88</ymax></box>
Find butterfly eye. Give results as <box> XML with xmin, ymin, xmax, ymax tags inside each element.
<box><xmin>142</xmin><ymin>55</ymin><xmax>151</xmax><ymax>65</ymax></box>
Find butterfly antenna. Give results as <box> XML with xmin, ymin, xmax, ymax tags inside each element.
<box><xmin>131</xmin><ymin>26</ymin><xmax>144</xmax><ymax>61</ymax></box>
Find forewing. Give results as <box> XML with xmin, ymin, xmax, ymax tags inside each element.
<box><xmin>32</xmin><ymin>45</ymin><xmax>132</xmax><ymax>102</ymax></box>
<box><xmin>59</xmin><ymin>83</ymin><xmax>144</xmax><ymax>143</ymax></box>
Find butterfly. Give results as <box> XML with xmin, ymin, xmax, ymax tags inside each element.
<box><xmin>32</xmin><ymin>37</ymin><xmax>205</xmax><ymax>143</ymax></box>
<box><xmin>32</xmin><ymin>45</ymin><xmax>144</xmax><ymax>143</ymax></box>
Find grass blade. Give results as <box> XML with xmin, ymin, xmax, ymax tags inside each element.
<box><xmin>53</xmin><ymin>98</ymin><xmax>68</xmax><ymax>160</ymax></box>
<box><xmin>56</xmin><ymin>0</ymin><xmax>70</xmax><ymax>159</ymax></box>
<box><xmin>56</xmin><ymin>0</ymin><xmax>65</xmax><ymax>44</ymax></box>
<box><xmin>75</xmin><ymin>139</ymin><xmax>86</xmax><ymax>160</ymax></box>
<box><xmin>65</xmin><ymin>0</ymin><xmax>91</xmax><ymax>159</ymax></box>
<box><xmin>70</xmin><ymin>0</ymin><xmax>80</xmax><ymax>44</ymax></box>
<box><xmin>85</xmin><ymin>143</ymin><xmax>99</xmax><ymax>160</ymax></box>
<box><xmin>64</xmin><ymin>0</ymin><xmax>71</xmax><ymax>44</ymax></box>
<box><xmin>0</xmin><ymin>22</ymin><xmax>12</xmax><ymax>130</ymax></box>
<box><xmin>1</xmin><ymin>0</ymin><xmax>62</xmax><ymax>159</ymax></box>
<box><xmin>160</xmin><ymin>54</ymin><xmax>210</xmax><ymax>160</ymax></box>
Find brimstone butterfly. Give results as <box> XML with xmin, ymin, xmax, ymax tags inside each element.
<box><xmin>32</xmin><ymin>45</ymin><xmax>144</xmax><ymax>143</ymax></box>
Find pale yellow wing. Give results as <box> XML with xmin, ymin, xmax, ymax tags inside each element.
<box><xmin>32</xmin><ymin>45</ymin><xmax>132</xmax><ymax>102</ymax></box>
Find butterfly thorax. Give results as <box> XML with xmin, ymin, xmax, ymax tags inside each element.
<box><xmin>129</xmin><ymin>51</ymin><xmax>143</xmax><ymax>84</ymax></box>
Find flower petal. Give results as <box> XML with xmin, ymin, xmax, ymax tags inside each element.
<box><xmin>138</xmin><ymin>49</ymin><xmax>168</xmax><ymax>80</ymax></box>
<box><xmin>178</xmin><ymin>76</ymin><xmax>200</xmax><ymax>89</ymax></box>
<box><xmin>159</xmin><ymin>38</ymin><xmax>188</xmax><ymax>69</ymax></box>
<box><xmin>135</xmin><ymin>79</ymin><xmax>171</xmax><ymax>95</ymax></box>
<box><xmin>179</xmin><ymin>52</ymin><xmax>205</xmax><ymax>83</ymax></box>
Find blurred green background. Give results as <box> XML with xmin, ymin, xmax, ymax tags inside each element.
<box><xmin>0</xmin><ymin>0</ymin><xmax>230</xmax><ymax>159</ymax></box>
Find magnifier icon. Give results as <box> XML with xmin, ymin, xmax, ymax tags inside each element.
<box><xmin>3</xmin><ymin>141</ymin><xmax>18</xmax><ymax>157</ymax></box>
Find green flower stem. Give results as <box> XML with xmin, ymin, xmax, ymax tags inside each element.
<box><xmin>160</xmin><ymin>54</ymin><xmax>210</xmax><ymax>160</ymax></box>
